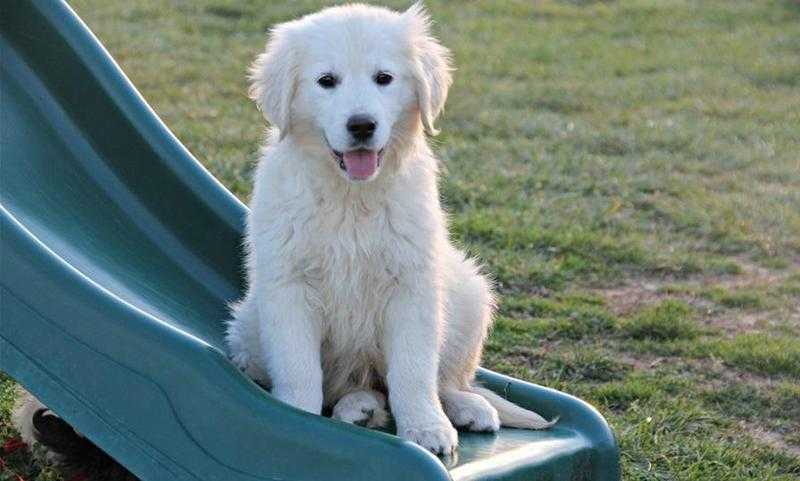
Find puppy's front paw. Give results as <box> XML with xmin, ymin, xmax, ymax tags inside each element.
<box><xmin>398</xmin><ymin>419</ymin><xmax>458</xmax><ymax>455</ymax></box>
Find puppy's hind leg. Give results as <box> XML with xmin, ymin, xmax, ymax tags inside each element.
<box><xmin>439</xmin><ymin>251</ymin><xmax>499</xmax><ymax>432</ymax></box>
<box><xmin>332</xmin><ymin>390</ymin><xmax>389</xmax><ymax>428</ymax></box>
<box><xmin>439</xmin><ymin>251</ymin><xmax>556</xmax><ymax>430</ymax></box>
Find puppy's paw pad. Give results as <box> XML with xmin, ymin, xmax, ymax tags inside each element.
<box><xmin>399</xmin><ymin>422</ymin><xmax>458</xmax><ymax>455</ymax></box>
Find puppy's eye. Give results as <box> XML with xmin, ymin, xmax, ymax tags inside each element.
<box><xmin>317</xmin><ymin>74</ymin><xmax>338</xmax><ymax>89</ymax></box>
<box><xmin>374</xmin><ymin>71</ymin><xmax>393</xmax><ymax>86</ymax></box>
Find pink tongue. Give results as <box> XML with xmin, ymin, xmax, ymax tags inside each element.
<box><xmin>343</xmin><ymin>150</ymin><xmax>378</xmax><ymax>180</ymax></box>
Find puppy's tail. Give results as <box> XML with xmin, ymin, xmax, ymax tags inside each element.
<box><xmin>470</xmin><ymin>385</ymin><xmax>558</xmax><ymax>430</ymax></box>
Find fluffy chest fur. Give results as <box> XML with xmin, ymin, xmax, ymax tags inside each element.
<box><xmin>299</xmin><ymin>198</ymin><xmax>403</xmax><ymax>357</ymax></box>
<box><xmin>245</xmin><ymin>140</ymin><xmax>444</xmax><ymax>398</ymax></box>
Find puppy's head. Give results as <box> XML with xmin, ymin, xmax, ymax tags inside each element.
<box><xmin>249</xmin><ymin>2</ymin><xmax>452</xmax><ymax>182</ymax></box>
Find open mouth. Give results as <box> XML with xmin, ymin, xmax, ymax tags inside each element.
<box><xmin>330</xmin><ymin>147</ymin><xmax>384</xmax><ymax>180</ymax></box>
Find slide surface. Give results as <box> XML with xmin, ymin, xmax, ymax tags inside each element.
<box><xmin>0</xmin><ymin>1</ymin><xmax>620</xmax><ymax>480</ymax></box>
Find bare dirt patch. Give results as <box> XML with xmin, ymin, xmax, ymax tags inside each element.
<box><xmin>745</xmin><ymin>424</ymin><xmax>800</xmax><ymax>459</ymax></box>
<box><xmin>595</xmin><ymin>257</ymin><xmax>799</xmax><ymax>334</ymax></box>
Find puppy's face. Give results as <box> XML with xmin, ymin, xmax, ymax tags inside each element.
<box><xmin>250</xmin><ymin>4</ymin><xmax>452</xmax><ymax>182</ymax></box>
<box><xmin>291</xmin><ymin>16</ymin><xmax>414</xmax><ymax>182</ymax></box>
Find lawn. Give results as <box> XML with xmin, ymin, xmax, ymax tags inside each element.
<box><xmin>2</xmin><ymin>1</ymin><xmax>799</xmax><ymax>480</ymax></box>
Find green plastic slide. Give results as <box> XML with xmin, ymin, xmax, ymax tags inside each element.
<box><xmin>0</xmin><ymin>1</ymin><xmax>620</xmax><ymax>480</ymax></box>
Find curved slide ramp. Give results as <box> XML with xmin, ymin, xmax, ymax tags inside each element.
<box><xmin>0</xmin><ymin>1</ymin><xmax>620</xmax><ymax>480</ymax></box>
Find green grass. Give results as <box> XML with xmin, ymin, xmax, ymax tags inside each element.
<box><xmin>2</xmin><ymin>1</ymin><xmax>799</xmax><ymax>480</ymax></box>
<box><xmin>701</xmin><ymin>334</ymin><xmax>800</xmax><ymax>377</ymax></box>
<box><xmin>619</xmin><ymin>300</ymin><xmax>701</xmax><ymax>340</ymax></box>
<box><xmin>704</xmin><ymin>287</ymin><xmax>767</xmax><ymax>310</ymax></box>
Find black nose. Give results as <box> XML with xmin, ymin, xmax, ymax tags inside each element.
<box><xmin>346</xmin><ymin>115</ymin><xmax>377</xmax><ymax>142</ymax></box>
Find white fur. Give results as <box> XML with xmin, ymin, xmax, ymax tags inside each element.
<box><xmin>332</xmin><ymin>389</ymin><xmax>388</xmax><ymax>428</ymax></box>
<box><xmin>226</xmin><ymin>3</ymin><xmax>553</xmax><ymax>455</ymax></box>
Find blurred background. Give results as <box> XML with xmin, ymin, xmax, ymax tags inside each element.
<box><xmin>2</xmin><ymin>1</ymin><xmax>798</xmax><ymax>480</ymax></box>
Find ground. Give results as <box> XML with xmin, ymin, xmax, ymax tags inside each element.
<box><xmin>2</xmin><ymin>1</ymin><xmax>799</xmax><ymax>480</ymax></box>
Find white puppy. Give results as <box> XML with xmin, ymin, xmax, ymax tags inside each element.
<box><xmin>225</xmin><ymin>3</ymin><xmax>554</xmax><ymax>455</ymax></box>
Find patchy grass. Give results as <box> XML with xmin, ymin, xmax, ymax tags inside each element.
<box><xmin>497</xmin><ymin>294</ymin><xmax>616</xmax><ymax>339</ymax></box>
<box><xmin>701</xmin><ymin>381</ymin><xmax>800</xmax><ymax>438</ymax></box>
<box><xmin>701</xmin><ymin>334</ymin><xmax>800</xmax><ymax>377</ymax></box>
<box><xmin>704</xmin><ymin>287</ymin><xmax>767</xmax><ymax>310</ymax></box>
<box><xmin>2</xmin><ymin>1</ymin><xmax>799</xmax><ymax>480</ymax></box>
<box><xmin>542</xmin><ymin>350</ymin><xmax>632</xmax><ymax>383</ymax></box>
<box><xmin>619</xmin><ymin>300</ymin><xmax>701</xmax><ymax>340</ymax></box>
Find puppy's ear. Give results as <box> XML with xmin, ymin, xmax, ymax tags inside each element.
<box><xmin>249</xmin><ymin>25</ymin><xmax>297</xmax><ymax>140</ymax></box>
<box><xmin>403</xmin><ymin>3</ymin><xmax>453</xmax><ymax>136</ymax></box>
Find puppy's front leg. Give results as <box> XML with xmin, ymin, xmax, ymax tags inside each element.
<box><xmin>258</xmin><ymin>283</ymin><xmax>323</xmax><ymax>414</ymax></box>
<box><xmin>384</xmin><ymin>276</ymin><xmax>457</xmax><ymax>455</ymax></box>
